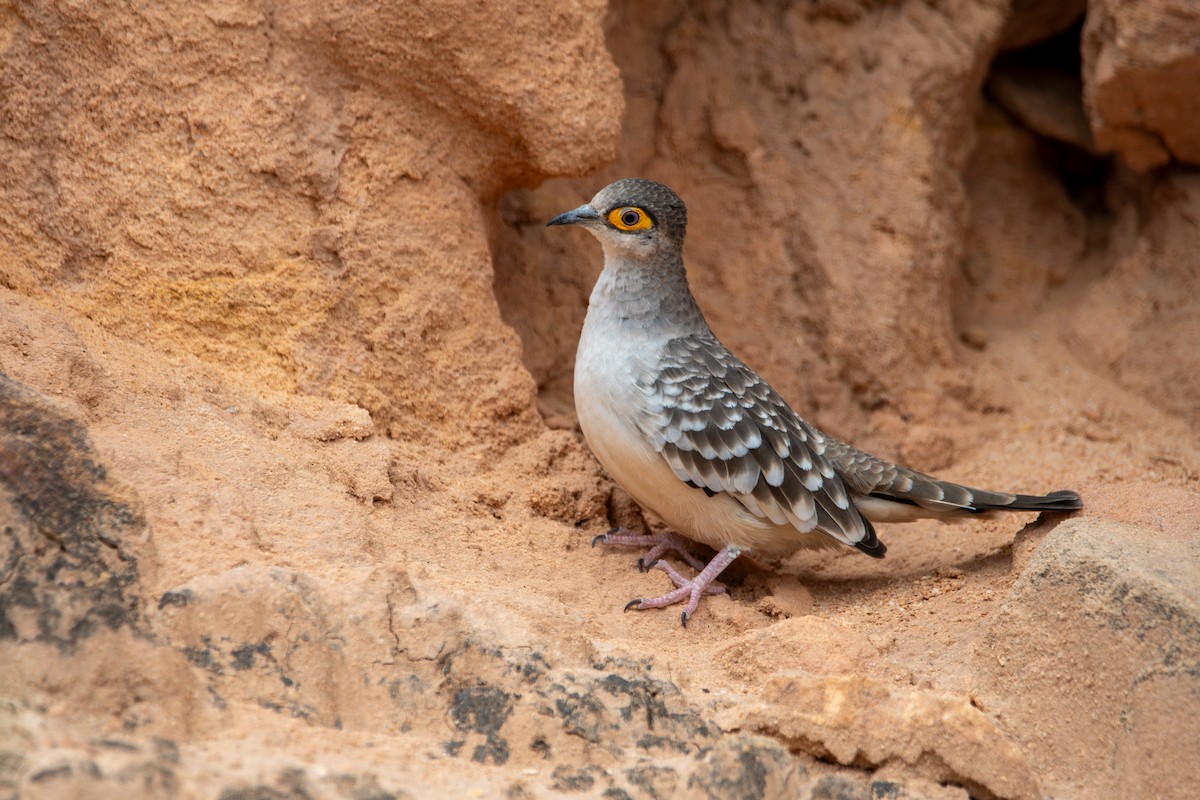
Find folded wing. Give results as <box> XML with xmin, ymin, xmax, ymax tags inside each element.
<box><xmin>642</xmin><ymin>334</ymin><xmax>885</xmax><ymax>557</ymax></box>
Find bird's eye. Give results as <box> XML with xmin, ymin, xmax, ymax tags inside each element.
<box><xmin>608</xmin><ymin>206</ymin><xmax>653</xmax><ymax>232</ymax></box>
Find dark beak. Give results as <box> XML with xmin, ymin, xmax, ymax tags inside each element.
<box><xmin>546</xmin><ymin>204</ymin><xmax>602</xmax><ymax>227</ymax></box>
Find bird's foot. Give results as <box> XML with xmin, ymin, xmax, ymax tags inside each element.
<box><xmin>624</xmin><ymin>545</ymin><xmax>741</xmax><ymax>627</ymax></box>
<box><xmin>591</xmin><ymin>528</ymin><xmax>707</xmax><ymax>572</ymax></box>
<box><xmin>655</xmin><ymin>560</ymin><xmax>728</xmax><ymax>595</ymax></box>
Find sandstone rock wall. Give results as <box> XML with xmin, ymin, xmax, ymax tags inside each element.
<box><xmin>2</xmin><ymin>1</ymin><xmax>1198</xmax><ymax>798</ymax></box>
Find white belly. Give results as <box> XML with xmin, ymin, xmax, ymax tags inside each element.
<box><xmin>573</xmin><ymin>321</ymin><xmax>824</xmax><ymax>557</ymax></box>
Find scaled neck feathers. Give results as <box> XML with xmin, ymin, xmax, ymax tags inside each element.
<box><xmin>589</xmin><ymin>253</ymin><xmax>708</xmax><ymax>338</ymax></box>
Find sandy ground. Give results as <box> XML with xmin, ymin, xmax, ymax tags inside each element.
<box><xmin>2</xmin><ymin>1</ymin><xmax>1198</xmax><ymax>799</ymax></box>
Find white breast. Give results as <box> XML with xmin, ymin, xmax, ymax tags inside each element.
<box><xmin>573</xmin><ymin>309</ymin><xmax>815</xmax><ymax>557</ymax></box>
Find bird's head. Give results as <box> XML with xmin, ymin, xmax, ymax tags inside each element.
<box><xmin>547</xmin><ymin>178</ymin><xmax>688</xmax><ymax>262</ymax></box>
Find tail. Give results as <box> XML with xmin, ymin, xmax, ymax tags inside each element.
<box><xmin>980</xmin><ymin>489</ymin><xmax>1082</xmax><ymax>513</ymax></box>
<box><xmin>820</xmin><ymin>436</ymin><xmax>1082</xmax><ymax>523</ymax></box>
<box><xmin>855</xmin><ymin>483</ymin><xmax>1082</xmax><ymax>522</ymax></box>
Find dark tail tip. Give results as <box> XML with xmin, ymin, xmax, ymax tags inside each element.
<box><xmin>1006</xmin><ymin>489</ymin><xmax>1082</xmax><ymax>512</ymax></box>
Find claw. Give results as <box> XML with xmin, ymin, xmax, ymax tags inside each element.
<box><xmin>616</xmin><ymin>545</ymin><xmax>741</xmax><ymax>625</ymax></box>
<box><xmin>594</xmin><ymin>527</ymin><xmax>629</xmax><ymax>548</ymax></box>
<box><xmin>592</xmin><ymin>529</ymin><xmax>707</xmax><ymax>572</ymax></box>
<box><xmin>597</xmin><ymin>536</ymin><xmax>740</xmax><ymax>625</ymax></box>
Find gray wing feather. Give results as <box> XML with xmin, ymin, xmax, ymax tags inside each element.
<box><xmin>642</xmin><ymin>334</ymin><xmax>877</xmax><ymax>550</ymax></box>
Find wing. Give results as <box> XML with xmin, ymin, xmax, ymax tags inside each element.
<box><xmin>640</xmin><ymin>334</ymin><xmax>884</xmax><ymax>556</ymax></box>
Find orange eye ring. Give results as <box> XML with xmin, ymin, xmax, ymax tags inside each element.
<box><xmin>608</xmin><ymin>206</ymin><xmax>653</xmax><ymax>231</ymax></box>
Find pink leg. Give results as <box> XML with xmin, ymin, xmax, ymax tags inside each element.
<box><xmin>624</xmin><ymin>545</ymin><xmax>741</xmax><ymax>628</ymax></box>
<box><xmin>591</xmin><ymin>527</ymin><xmax>707</xmax><ymax>572</ymax></box>
<box><xmin>654</xmin><ymin>560</ymin><xmax>727</xmax><ymax>595</ymax></box>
